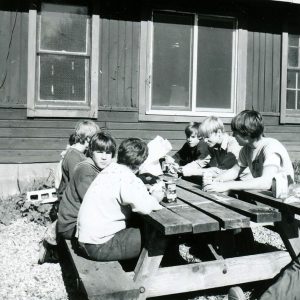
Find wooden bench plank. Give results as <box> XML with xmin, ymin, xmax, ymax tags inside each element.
<box><xmin>177</xmin><ymin>179</ymin><xmax>282</xmax><ymax>223</ymax></box>
<box><xmin>162</xmin><ymin>199</ymin><xmax>220</xmax><ymax>233</ymax></box>
<box><xmin>144</xmin><ymin>208</ymin><xmax>193</xmax><ymax>235</ymax></box>
<box><xmin>64</xmin><ymin>240</ymin><xmax>140</xmax><ymax>300</ymax></box>
<box><xmin>235</xmin><ymin>190</ymin><xmax>300</xmax><ymax>215</ymax></box>
<box><xmin>176</xmin><ymin>187</ymin><xmax>250</xmax><ymax>230</ymax></box>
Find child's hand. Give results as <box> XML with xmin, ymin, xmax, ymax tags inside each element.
<box><xmin>164</xmin><ymin>155</ymin><xmax>175</xmax><ymax>164</ymax></box>
<box><xmin>149</xmin><ymin>182</ymin><xmax>165</xmax><ymax>202</ymax></box>
<box><xmin>204</xmin><ymin>182</ymin><xmax>230</xmax><ymax>193</ymax></box>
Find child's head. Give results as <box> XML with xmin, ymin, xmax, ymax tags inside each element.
<box><xmin>185</xmin><ymin>122</ymin><xmax>201</xmax><ymax>148</ymax></box>
<box><xmin>88</xmin><ymin>132</ymin><xmax>117</xmax><ymax>170</ymax></box>
<box><xmin>74</xmin><ymin>120</ymin><xmax>99</xmax><ymax>146</ymax></box>
<box><xmin>231</xmin><ymin>110</ymin><xmax>264</xmax><ymax>145</ymax></box>
<box><xmin>117</xmin><ymin>138</ymin><xmax>148</xmax><ymax>172</ymax></box>
<box><xmin>200</xmin><ymin>116</ymin><xmax>225</xmax><ymax>147</ymax></box>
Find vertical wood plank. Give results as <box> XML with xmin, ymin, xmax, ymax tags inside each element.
<box><xmin>99</xmin><ymin>18</ymin><xmax>109</xmax><ymax>107</ymax></box>
<box><xmin>117</xmin><ymin>20</ymin><xmax>126</xmax><ymax>107</ymax></box>
<box><xmin>252</xmin><ymin>32</ymin><xmax>260</xmax><ymax>110</ymax></box>
<box><xmin>124</xmin><ymin>21</ymin><xmax>133</xmax><ymax>108</ymax></box>
<box><xmin>264</xmin><ymin>32</ymin><xmax>273</xmax><ymax>112</ymax></box>
<box><xmin>131</xmin><ymin>21</ymin><xmax>140</xmax><ymax>108</ymax></box>
<box><xmin>258</xmin><ymin>32</ymin><xmax>266</xmax><ymax>112</ymax></box>
<box><xmin>272</xmin><ymin>33</ymin><xmax>281</xmax><ymax>113</ymax></box>
<box><xmin>246</xmin><ymin>31</ymin><xmax>254</xmax><ymax>109</ymax></box>
<box><xmin>108</xmin><ymin>19</ymin><xmax>119</xmax><ymax>107</ymax></box>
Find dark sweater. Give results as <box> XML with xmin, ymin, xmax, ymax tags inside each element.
<box><xmin>173</xmin><ymin>140</ymin><xmax>210</xmax><ymax>166</ymax></box>
<box><xmin>57</xmin><ymin>147</ymin><xmax>86</xmax><ymax>201</ymax></box>
<box><xmin>57</xmin><ymin>158</ymin><xmax>101</xmax><ymax>235</ymax></box>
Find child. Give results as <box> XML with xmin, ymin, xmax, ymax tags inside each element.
<box><xmin>57</xmin><ymin>132</ymin><xmax>116</xmax><ymax>240</ymax></box>
<box><xmin>54</xmin><ymin>133</ymin><xmax>76</xmax><ymax>189</ymax></box>
<box><xmin>77</xmin><ymin>138</ymin><xmax>163</xmax><ymax>261</ymax></box>
<box><xmin>166</xmin><ymin>122</ymin><xmax>210</xmax><ymax>176</ymax></box>
<box><xmin>39</xmin><ymin>120</ymin><xmax>99</xmax><ymax>264</ymax></box>
<box><xmin>57</xmin><ymin>120</ymin><xmax>100</xmax><ymax>202</ymax></box>
<box><xmin>205</xmin><ymin>110</ymin><xmax>294</xmax><ymax>193</ymax></box>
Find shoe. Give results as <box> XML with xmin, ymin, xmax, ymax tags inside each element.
<box><xmin>228</xmin><ymin>286</ymin><xmax>246</xmax><ymax>300</ymax></box>
<box><xmin>38</xmin><ymin>240</ymin><xmax>59</xmax><ymax>264</ymax></box>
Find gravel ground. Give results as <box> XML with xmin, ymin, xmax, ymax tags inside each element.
<box><xmin>0</xmin><ymin>216</ymin><xmax>286</xmax><ymax>300</ymax></box>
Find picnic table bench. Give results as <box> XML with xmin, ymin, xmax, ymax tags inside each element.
<box><xmin>64</xmin><ymin>177</ymin><xmax>300</xmax><ymax>299</ymax></box>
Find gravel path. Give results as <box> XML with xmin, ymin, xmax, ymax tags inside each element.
<box><xmin>0</xmin><ymin>218</ymin><xmax>286</xmax><ymax>300</ymax></box>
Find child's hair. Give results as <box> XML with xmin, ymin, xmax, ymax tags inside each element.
<box><xmin>68</xmin><ymin>133</ymin><xmax>76</xmax><ymax>146</ymax></box>
<box><xmin>87</xmin><ymin>132</ymin><xmax>117</xmax><ymax>158</ymax></box>
<box><xmin>231</xmin><ymin>110</ymin><xmax>264</xmax><ymax>139</ymax></box>
<box><xmin>185</xmin><ymin>122</ymin><xmax>201</xmax><ymax>138</ymax></box>
<box><xmin>199</xmin><ymin>116</ymin><xmax>225</xmax><ymax>137</ymax></box>
<box><xmin>117</xmin><ymin>138</ymin><xmax>148</xmax><ymax>170</ymax></box>
<box><xmin>74</xmin><ymin>120</ymin><xmax>100</xmax><ymax>144</ymax></box>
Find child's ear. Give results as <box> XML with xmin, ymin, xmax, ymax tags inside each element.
<box><xmin>217</xmin><ymin>129</ymin><xmax>223</xmax><ymax>135</ymax></box>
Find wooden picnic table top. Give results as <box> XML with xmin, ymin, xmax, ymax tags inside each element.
<box><xmin>145</xmin><ymin>177</ymin><xmax>282</xmax><ymax>236</ymax></box>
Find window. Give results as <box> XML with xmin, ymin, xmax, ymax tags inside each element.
<box><xmin>27</xmin><ymin>3</ymin><xmax>99</xmax><ymax>118</ymax></box>
<box><xmin>281</xmin><ymin>30</ymin><xmax>300</xmax><ymax>123</ymax></box>
<box><xmin>139</xmin><ymin>11</ymin><xmax>247</xmax><ymax>122</ymax></box>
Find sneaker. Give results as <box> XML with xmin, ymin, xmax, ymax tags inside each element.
<box><xmin>228</xmin><ymin>286</ymin><xmax>246</xmax><ymax>300</ymax></box>
<box><xmin>38</xmin><ymin>240</ymin><xmax>59</xmax><ymax>264</ymax></box>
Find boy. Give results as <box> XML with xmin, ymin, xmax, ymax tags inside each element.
<box><xmin>206</xmin><ymin>110</ymin><xmax>294</xmax><ymax>193</ymax></box>
<box><xmin>39</xmin><ymin>120</ymin><xmax>99</xmax><ymax>263</ymax></box>
<box><xmin>57</xmin><ymin>132</ymin><xmax>116</xmax><ymax>240</ymax></box>
<box><xmin>77</xmin><ymin>138</ymin><xmax>163</xmax><ymax>261</ymax></box>
<box><xmin>166</xmin><ymin>122</ymin><xmax>210</xmax><ymax>176</ymax></box>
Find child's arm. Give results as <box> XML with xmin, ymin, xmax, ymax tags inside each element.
<box><xmin>120</xmin><ymin>177</ymin><xmax>163</xmax><ymax>215</ymax></box>
<box><xmin>206</xmin><ymin>164</ymin><xmax>279</xmax><ymax>193</ymax></box>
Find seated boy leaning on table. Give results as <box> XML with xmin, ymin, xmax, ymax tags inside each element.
<box><xmin>165</xmin><ymin>122</ymin><xmax>211</xmax><ymax>176</ymax></box>
<box><xmin>205</xmin><ymin>110</ymin><xmax>294</xmax><ymax>193</ymax></box>
<box><xmin>76</xmin><ymin>138</ymin><xmax>163</xmax><ymax>262</ymax></box>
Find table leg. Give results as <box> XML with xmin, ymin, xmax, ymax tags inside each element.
<box><xmin>133</xmin><ymin>228</ymin><xmax>167</xmax><ymax>300</ymax></box>
<box><xmin>276</xmin><ymin>213</ymin><xmax>300</xmax><ymax>258</ymax></box>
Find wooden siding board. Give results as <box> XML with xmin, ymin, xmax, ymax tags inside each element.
<box><xmin>117</xmin><ymin>20</ymin><xmax>126</xmax><ymax>107</ymax></box>
<box><xmin>272</xmin><ymin>33</ymin><xmax>281</xmax><ymax>113</ymax></box>
<box><xmin>264</xmin><ymin>32</ymin><xmax>273</xmax><ymax>112</ymax></box>
<box><xmin>108</xmin><ymin>19</ymin><xmax>119</xmax><ymax>107</ymax></box>
<box><xmin>131</xmin><ymin>20</ymin><xmax>139</xmax><ymax>108</ymax></box>
<box><xmin>124</xmin><ymin>21</ymin><xmax>132</xmax><ymax>108</ymax></box>
<box><xmin>252</xmin><ymin>32</ymin><xmax>260</xmax><ymax>110</ymax></box>
<box><xmin>246</xmin><ymin>31</ymin><xmax>254</xmax><ymax>109</ymax></box>
<box><xmin>99</xmin><ymin>18</ymin><xmax>109</xmax><ymax>108</ymax></box>
<box><xmin>258</xmin><ymin>32</ymin><xmax>266</xmax><ymax>112</ymax></box>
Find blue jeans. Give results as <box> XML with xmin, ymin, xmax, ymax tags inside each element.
<box><xmin>78</xmin><ymin>227</ymin><xmax>142</xmax><ymax>261</ymax></box>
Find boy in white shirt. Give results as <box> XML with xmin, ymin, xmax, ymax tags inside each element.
<box><xmin>77</xmin><ymin>138</ymin><xmax>163</xmax><ymax>261</ymax></box>
<box><xmin>206</xmin><ymin>110</ymin><xmax>294</xmax><ymax>192</ymax></box>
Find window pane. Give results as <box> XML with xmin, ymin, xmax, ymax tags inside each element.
<box><xmin>196</xmin><ymin>18</ymin><xmax>234</xmax><ymax>109</ymax></box>
<box><xmin>40</xmin><ymin>4</ymin><xmax>88</xmax><ymax>53</ymax></box>
<box><xmin>39</xmin><ymin>55</ymin><xmax>87</xmax><ymax>102</ymax></box>
<box><xmin>289</xmin><ymin>34</ymin><xmax>299</xmax><ymax>47</ymax></box>
<box><xmin>287</xmin><ymin>71</ymin><xmax>296</xmax><ymax>88</ymax></box>
<box><xmin>151</xmin><ymin>12</ymin><xmax>193</xmax><ymax>110</ymax></box>
<box><xmin>287</xmin><ymin>90</ymin><xmax>296</xmax><ymax>109</ymax></box>
<box><xmin>288</xmin><ymin>47</ymin><xmax>299</xmax><ymax>67</ymax></box>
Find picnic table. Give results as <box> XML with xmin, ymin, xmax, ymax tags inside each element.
<box><xmin>66</xmin><ymin>176</ymin><xmax>300</xmax><ymax>299</ymax></box>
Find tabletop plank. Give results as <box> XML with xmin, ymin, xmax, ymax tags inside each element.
<box><xmin>176</xmin><ymin>187</ymin><xmax>250</xmax><ymax>230</ymax></box>
<box><xmin>144</xmin><ymin>208</ymin><xmax>192</xmax><ymax>235</ymax></box>
<box><xmin>176</xmin><ymin>179</ymin><xmax>282</xmax><ymax>223</ymax></box>
<box><xmin>162</xmin><ymin>200</ymin><xmax>220</xmax><ymax>233</ymax></box>
<box><xmin>235</xmin><ymin>190</ymin><xmax>300</xmax><ymax>215</ymax></box>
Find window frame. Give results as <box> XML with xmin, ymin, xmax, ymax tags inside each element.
<box><xmin>138</xmin><ymin>10</ymin><xmax>247</xmax><ymax>122</ymax></box>
<box><xmin>281</xmin><ymin>30</ymin><xmax>300</xmax><ymax>123</ymax></box>
<box><xmin>27</xmin><ymin>8</ymin><xmax>99</xmax><ymax>118</ymax></box>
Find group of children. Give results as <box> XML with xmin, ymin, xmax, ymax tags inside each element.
<box><xmin>39</xmin><ymin>109</ymin><xmax>297</xmax><ymax>300</ymax></box>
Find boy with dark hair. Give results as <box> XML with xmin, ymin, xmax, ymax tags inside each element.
<box><xmin>77</xmin><ymin>138</ymin><xmax>163</xmax><ymax>261</ymax></box>
<box><xmin>165</xmin><ymin>122</ymin><xmax>210</xmax><ymax>176</ymax></box>
<box><xmin>57</xmin><ymin>132</ymin><xmax>116</xmax><ymax>240</ymax></box>
<box><xmin>206</xmin><ymin>110</ymin><xmax>294</xmax><ymax>193</ymax></box>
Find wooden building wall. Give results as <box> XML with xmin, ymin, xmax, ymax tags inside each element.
<box><xmin>0</xmin><ymin>1</ymin><xmax>300</xmax><ymax>164</ymax></box>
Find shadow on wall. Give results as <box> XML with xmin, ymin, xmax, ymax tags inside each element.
<box><xmin>0</xmin><ymin>163</ymin><xmax>58</xmax><ymax>199</ymax></box>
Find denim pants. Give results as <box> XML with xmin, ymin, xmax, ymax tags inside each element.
<box><xmin>78</xmin><ymin>227</ymin><xmax>142</xmax><ymax>261</ymax></box>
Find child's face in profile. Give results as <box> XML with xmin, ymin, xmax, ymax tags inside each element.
<box><xmin>204</xmin><ymin>129</ymin><xmax>223</xmax><ymax>147</ymax></box>
<box><xmin>92</xmin><ymin>151</ymin><xmax>113</xmax><ymax>170</ymax></box>
<box><xmin>186</xmin><ymin>132</ymin><xmax>200</xmax><ymax>148</ymax></box>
